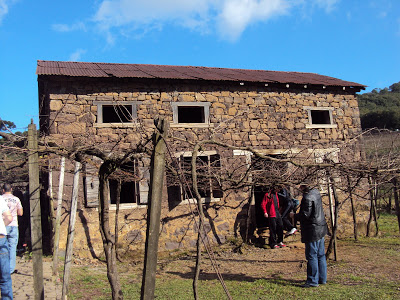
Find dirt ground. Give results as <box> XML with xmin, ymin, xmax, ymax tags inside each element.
<box><xmin>153</xmin><ymin>238</ymin><xmax>400</xmax><ymax>285</ymax></box>
<box><xmin>70</xmin><ymin>232</ymin><xmax>400</xmax><ymax>297</ymax></box>
<box><xmin>136</xmin><ymin>228</ymin><xmax>398</xmax><ymax>288</ymax></box>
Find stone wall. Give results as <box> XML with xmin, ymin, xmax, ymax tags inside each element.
<box><xmin>39</xmin><ymin>77</ymin><xmax>368</xmax><ymax>258</ymax></box>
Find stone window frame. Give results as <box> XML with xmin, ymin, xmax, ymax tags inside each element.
<box><xmin>169</xmin><ymin>150</ymin><xmax>223</xmax><ymax>204</ymax></box>
<box><xmin>170</xmin><ymin>102</ymin><xmax>212</xmax><ymax>128</ymax></box>
<box><xmin>303</xmin><ymin>106</ymin><xmax>337</xmax><ymax>129</ymax></box>
<box><xmin>94</xmin><ymin>101</ymin><xmax>140</xmax><ymax>128</ymax></box>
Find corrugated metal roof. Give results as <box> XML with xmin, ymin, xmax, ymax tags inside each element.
<box><xmin>36</xmin><ymin>60</ymin><xmax>365</xmax><ymax>88</ymax></box>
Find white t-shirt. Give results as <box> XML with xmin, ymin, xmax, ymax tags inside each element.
<box><xmin>2</xmin><ymin>193</ymin><xmax>22</xmax><ymax>227</ymax></box>
<box><xmin>0</xmin><ymin>195</ymin><xmax>9</xmax><ymax>235</ymax></box>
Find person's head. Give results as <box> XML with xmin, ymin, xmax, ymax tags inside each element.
<box><xmin>2</xmin><ymin>183</ymin><xmax>12</xmax><ymax>194</ymax></box>
<box><xmin>299</xmin><ymin>184</ymin><xmax>310</xmax><ymax>193</ymax></box>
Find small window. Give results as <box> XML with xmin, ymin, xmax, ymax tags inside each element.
<box><xmin>109</xmin><ymin>180</ymin><xmax>140</xmax><ymax>204</ymax></box>
<box><xmin>94</xmin><ymin>101</ymin><xmax>138</xmax><ymax>125</ymax></box>
<box><xmin>167</xmin><ymin>151</ymin><xmax>222</xmax><ymax>208</ymax></box>
<box><xmin>171</xmin><ymin>102</ymin><xmax>211</xmax><ymax>127</ymax></box>
<box><xmin>178</xmin><ymin>106</ymin><xmax>205</xmax><ymax>123</ymax></box>
<box><xmin>102</xmin><ymin>105</ymin><xmax>132</xmax><ymax>123</ymax></box>
<box><xmin>310</xmin><ymin>110</ymin><xmax>331</xmax><ymax>125</ymax></box>
<box><xmin>304</xmin><ymin>106</ymin><xmax>337</xmax><ymax>129</ymax></box>
<box><xmin>84</xmin><ymin>157</ymin><xmax>149</xmax><ymax>209</ymax></box>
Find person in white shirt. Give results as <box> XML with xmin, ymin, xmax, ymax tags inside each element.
<box><xmin>0</xmin><ymin>194</ymin><xmax>13</xmax><ymax>299</ymax></box>
<box><xmin>2</xmin><ymin>183</ymin><xmax>23</xmax><ymax>274</ymax></box>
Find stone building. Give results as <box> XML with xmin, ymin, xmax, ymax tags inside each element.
<box><xmin>37</xmin><ymin>60</ymin><xmax>367</xmax><ymax>257</ymax></box>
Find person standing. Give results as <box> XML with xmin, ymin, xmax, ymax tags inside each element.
<box><xmin>277</xmin><ymin>186</ymin><xmax>297</xmax><ymax>236</ymax></box>
<box><xmin>2</xmin><ymin>184</ymin><xmax>23</xmax><ymax>274</ymax></box>
<box><xmin>292</xmin><ymin>184</ymin><xmax>328</xmax><ymax>287</ymax></box>
<box><xmin>261</xmin><ymin>186</ymin><xmax>285</xmax><ymax>249</ymax></box>
<box><xmin>0</xmin><ymin>193</ymin><xmax>13</xmax><ymax>299</ymax></box>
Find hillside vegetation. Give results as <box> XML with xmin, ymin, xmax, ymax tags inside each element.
<box><xmin>357</xmin><ymin>82</ymin><xmax>400</xmax><ymax>130</ymax></box>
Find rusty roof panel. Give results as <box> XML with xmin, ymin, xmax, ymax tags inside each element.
<box><xmin>36</xmin><ymin>60</ymin><xmax>366</xmax><ymax>88</ymax></box>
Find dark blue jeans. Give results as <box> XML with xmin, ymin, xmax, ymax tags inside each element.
<box><xmin>305</xmin><ymin>237</ymin><xmax>327</xmax><ymax>286</ymax></box>
<box><xmin>0</xmin><ymin>237</ymin><xmax>13</xmax><ymax>299</ymax></box>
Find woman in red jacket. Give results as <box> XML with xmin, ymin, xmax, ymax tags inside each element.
<box><xmin>261</xmin><ymin>187</ymin><xmax>285</xmax><ymax>249</ymax></box>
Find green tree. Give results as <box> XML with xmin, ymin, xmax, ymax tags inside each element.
<box><xmin>357</xmin><ymin>81</ymin><xmax>400</xmax><ymax>130</ymax></box>
<box><xmin>0</xmin><ymin>119</ymin><xmax>16</xmax><ymax>131</ymax></box>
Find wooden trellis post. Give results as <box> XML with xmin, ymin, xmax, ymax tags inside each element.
<box><xmin>53</xmin><ymin>156</ymin><xmax>65</xmax><ymax>276</ymax></box>
<box><xmin>141</xmin><ymin>118</ymin><xmax>168</xmax><ymax>300</ymax></box>
<box><xmin>61</xmin><ymin>161</ymin><xmax>81</xmax><ymax>300</ymax></box>
<box><xmin>28</xmin><ymin>120</ymin><xmax>44</xmax><ymax>300</ymax></box>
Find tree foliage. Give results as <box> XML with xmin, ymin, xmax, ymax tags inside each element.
<box><xmin>357</xmin><ymin>82</ymin><xmax>400</xmax><ymax>130</ymax></box>
<box><xmin>0</xmin><ymin>119</ymin><xmax>16</xmax><ymax>131</ymax></box>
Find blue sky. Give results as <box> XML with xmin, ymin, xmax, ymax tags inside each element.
<box><xmin>0</xmin><ymin>0</ymin><xmax>399</xmax><ymax>131</ymax></box>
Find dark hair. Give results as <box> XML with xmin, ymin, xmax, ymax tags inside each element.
<box><xmin>2</xmin><ymin>183</ymin><xmax>12</xmax><ymax>193</ymax></box>
<box><xmin>300</xmin><ymin>184</ymin><xmax>310</xmax><ymax>193</ymax></box>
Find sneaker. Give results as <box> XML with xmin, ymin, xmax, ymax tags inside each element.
<box><xmin>272</xmin><ymin>245</ymin><xmax>280</xmax><ymax>249</ymax></box>
<box><xmin>288</xmin><ymin>228</ymin><xmax>297</xmax><ymax>235</ymax></box>
<box><xmin>278</xmin><ymin>242</ymin><xmax>286</xmax><ymax>248</ymax></box>
<box><xmin>302</xmin><ymin>283</ymin><xmax>318</xmax><ymax>288</ymax></box>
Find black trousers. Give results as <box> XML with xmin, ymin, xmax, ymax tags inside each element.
<box><xmin>268</xmin><ymin>217</ymin><xmax>283</xmax><ymax>248</ymax></box>
<box><xmin>282</xmin><ymin>216</ymin><xmax>296</xmax><ymax>231</ymax></box>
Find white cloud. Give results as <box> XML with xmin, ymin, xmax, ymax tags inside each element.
<box><xmin>93</xmin><ymin>0</ymin><xmax>211</xmax><ymax>28</ymax></box>
<box><xmin>69</xmin><ymin>49</ymin><xmax>87</xmax><ymax>62</ymax></box>
<box><xmin>314</xmin><ymin>0</ymin><xmax>340</xmax><ymax>13</ymax></box>
<box><xmin>92</xmin><ymin>0</ymin><xmax>292</xmax><ymax>42</ymax></box>
<box><xmin>53</xmin><ymin>0</ymin><xmax>341</xmax><ymax>43</ymax></box>
<box><xmin>0</xmin><ymin>0</ymin><xmax>17</xmax><ymax>24</ymax></box>
<box><xmin>217</xmin><ymin>0</ymin><xmax>290</xmax><ymax>41</ymax></box>
<box><xmin>52</xmin><ymin>22</ymin><xmax>87</xmax><ymax>32</ymax></box>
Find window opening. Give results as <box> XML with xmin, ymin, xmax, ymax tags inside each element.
<box><xmin>102</xmin><ymin>105</ymin><xmax>132</xmax><ymax>123</ymax></box>
<box><xmin>84</xmin><ymin>157</ymin><xmax>149</xmax><ymax>208</ymax></box>
<box><xmin>108</xmin><ymin>160</ymin><xmax>140</xmax><ymax>204</ymax></box>
<box><xmin>167</xmin><ymin>152</ymin><xmax>222</xmax><ymax>207</ymax></box>
<box><xmin>109</xmin><ymin>180</ymin><xmax>140</xmax><ymax>204</ymax></box>
<box><xmin>304</xmin><ymin>106</ymin><xmax>336</xmax><ymax>128</ymax></box>
<box><xmin>171</xmin><ymin>102</ymin><xmax>210</xmax><ymax>126</ymax></box>
<box><xmin>178</xmin><ymin>106</ymin><xmax>205</xmax><ymax>123</ymax></box>
<box><xmin>310</xmin><ymin>110</ymin><xmax>331</xmax><ymax>125</ymax></box>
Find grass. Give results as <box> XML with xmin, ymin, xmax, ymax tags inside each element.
<box><xmin>68</xmin><ymin>213</ymin><xmax>400</xmax><ymax>299</ymax></box>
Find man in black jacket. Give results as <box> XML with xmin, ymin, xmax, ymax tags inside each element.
<box><xmin>292</xmin><ymin>184</ymin><xmax>328</xmax><ymax>287</ymax></box>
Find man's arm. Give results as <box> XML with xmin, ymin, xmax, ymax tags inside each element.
<box><xmin>3</xmin><ymin>211</ymin><xmax>12</xmax><ymax>226</ymax></box>
<box><xmin>299</xmin><ymin>196</ymin><xmax>313</xmax><ymax>220</ymax></box>
<box><xmin>17</xmin><ymin>207</ymin><xmax>23</xmax><ymax>216</ymax></box>
<box><xmin>261</xmin><ymin>193</ymin><xmax>269</xmax><ymax>217</ymax></box>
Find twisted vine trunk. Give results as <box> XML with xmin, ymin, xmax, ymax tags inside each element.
<box><xmin>392</xmin><ymin>178</ymin><xmax>400</xmax><ymax>234</ymax></box>
<box><xmin>99</xmin><ymin>162</ymin><xmax>123</xmax><ymax>300</ymax></box>
<box><xmin>366</xmin><ymin>176</ymin><xmax>379</xmax><ymax>237</ymax></box>
<box><xmin>347</xmin><ymin>175</ymin><xmax>358</xmax><ymax>241</ymax></box>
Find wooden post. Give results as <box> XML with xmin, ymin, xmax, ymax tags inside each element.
<box><xmin>28</xmin><ymin>121</ymin><xmax>44</xmax><ymax>300</ymax></box>
<box><xmin>61</xmin><ymin>161</ymin><xmax>81</xmax><ymax>300</ymax></box>
<box><xmin>392</xmin><ymin>178</ymin><xmax>400</xmax><ymax>234</ymax></box>
<box><xmin>331</xmin><ymin>180</ymin><xmax>339</xmax><ymax>260</ymax></box>
<box><xmin>48</xmin><ymin>165</ymin><xmax>55</xmax><ymax>251</ymax></box>
<box><xmin>326</xmin><ymin>177</ymin><xmax>337</xmax><ymax>260</ymax></box>
<box><xmin>141</xmin><ymin>118</ymin><xmax>168</xmax><ymax>300</ymax></box>
<box><xmin>53</xmin><ymin>156</ymin><xmax>65</xmax><ymax>276</ymax></box>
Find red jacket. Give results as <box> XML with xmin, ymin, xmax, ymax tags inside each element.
<box><xmin>261</xmin><ymin>191</ymin><xmax>279</xmax><ymax>218</ymax></box>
